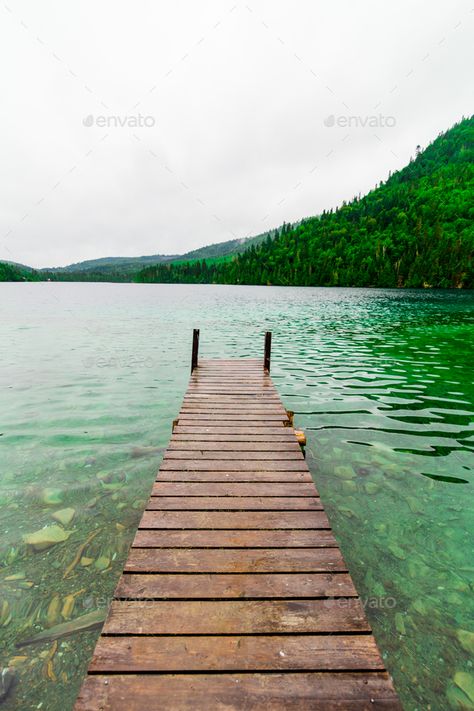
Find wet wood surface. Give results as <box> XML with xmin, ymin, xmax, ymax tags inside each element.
<box><xmin>75</xmin><ymin>358</ymin><xmax>401</xmax><ymax>710</ymax></box>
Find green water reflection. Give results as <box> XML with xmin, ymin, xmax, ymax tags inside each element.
<box><xmin>0</xmin><ymin>284</ymin><xmax>473</xmax><ymax>710</ymax></box>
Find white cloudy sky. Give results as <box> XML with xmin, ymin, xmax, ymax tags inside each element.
<box><xmin>0</xmin><ymin>0</ymin><xmax>472</xmax><ymax>268</ymax></box>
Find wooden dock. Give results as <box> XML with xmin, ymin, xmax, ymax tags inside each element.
<box><xmin>75</xmin><ymin>331</ymin><xmax>401</xmax><ymax>710</ymax></box>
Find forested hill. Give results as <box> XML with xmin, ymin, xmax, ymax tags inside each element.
<box><xmin>0</xmin><ymin>262</ymin><xmax>39</xmax><ymax>281</ymax></box>
<box><xmin>136</xmin><ymin>116</ymin><xmax>474</xmax><ymax>288</ymax></box>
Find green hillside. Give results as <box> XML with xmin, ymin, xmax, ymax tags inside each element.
<box><xmin>177</xmin><ymin>229</ymin><xmax>281</xmax><ymax>262</ymax></box>
<box><xmin>37</xmin><ymin>230</ymin><xmax>280</xmax><ymax>282</ymax></box>
<box><xmin>45</xmin><ymin>255</ymin><xmax>170</xmax><ymax>272</ymax></box>
<box><xmin>0</xmin><ymin>262</ymin><xmax>39</xmax><ymax>282</ymax></box>
<box><xmin>40</xmin><ymin>253</ymin><xmax>176</xmax><ymax>282</ymax></box>
<box><xmin>136</xmin><ymin>117</ymin><xmax>474</xmax><ymax>288</ymax></box>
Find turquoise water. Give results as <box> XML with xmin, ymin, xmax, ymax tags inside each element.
<box><xmin>0</xmin><ymin>283</ymin><xmax>473</xmax><ymax>710</ymax></box>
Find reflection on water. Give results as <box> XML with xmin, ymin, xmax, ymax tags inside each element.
<box><xmin>0</xmin><ymin>284</ymin><xmax>473</xmax><ymax>710</ymax></box>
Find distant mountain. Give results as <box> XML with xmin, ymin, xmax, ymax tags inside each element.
<box><xmin>46</xmin><ymin>254</ymin><xmax>177</xmax><ymax>272</ymax></box>
<box><xmin>25</xmin><ymin>231</ymin><xmax>281</xmax><ymax>282</ymax></box>
<box><xmin>137</xmin><ymin>116</ymin><xmax>474</xmax><ymax>289</ymax></box>
<box><xmin>178</xmin><ymin>230</ymin><xmax>281</xmax><ymax>262</ymax></box>
<box><xmin>41</xmin><ymin>231</ymin><xmax>278</xmax><ymax>277</ymax></box>
<box><xmin>32</xmin><ymin>253</ymin><xmax>173</xmax><ymax>283</ymax></box>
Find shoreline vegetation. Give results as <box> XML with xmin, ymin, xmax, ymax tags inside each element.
<box><xmin>2</xmin><ymin>116</ymin><xmax>473</xmax><ymax>288</ymax></box>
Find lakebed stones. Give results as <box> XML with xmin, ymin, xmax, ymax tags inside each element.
<box><xmin>94</xmin><ymin>556</ymin><xmax>110</xmax><ymax>571</ymax></box>
<box><xmin>333</xmin><ymin>465</ymin><xmax>356</xmax><ymax>480</ymax></box>
<box><xmin>23</xmin><ymin>526</ymin><xmax>71</xmax><ymax>552</ymax></box>
<box><xmin>41</xmin><ymin>488</ymin><xmax>63</xmax><ymax>506</ymax></box>
<box><xmin>52</xmin><ymin>508</ymin><xmax>75</xmax><ymax>526</ymax></box>
<box><xmin>395</xmin><ymin>612</ymin><xmax>407</xmax><ymax>635</ymax></box>
<box><xmin>365</xmin><ymin>481</ymin><xmax>380</xmax><ymax>495</ymax></box>
<box><xmin>389</xmin><ymin>543</ymin><xmax>407</xmax><ymax>560</ymax></box>
<box><xmin>0</xmin><ymin>667</ymin><xmax>15</xmax><ymax>702</ymax></box>
<box><xmin>457</xmin><ymin>629</ymin><xmax>474</xmax><ymax>655</ymax></box>
<box><xmin>447</xmin><ymin>671</ymin><xmax>474</xmax><ymax>709</ymax></box>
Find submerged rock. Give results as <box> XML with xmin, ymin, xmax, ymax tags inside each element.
<box><xmin>16</xmin><ymin>609</ymin><xmax>107</xmax><ymax>646</ymax></box>
<box><xmin>365</xmin><ymin>481</ymin><xmax>379</xmax><ymax>495</ymax></box>
<box><xmin>457</xmin><ymin>629</ymin><xmax>474</xmax><ymax>655</ymax></box>
<box><xmin>394</xmin><ymin>613</ymin><xmax>406</xmax><ymax>635</ymax></box>
<box><xmin>333</xmin><ymin>465</ymin><xmax>355</xmax><ymax>480</ymax></box>
<box><xmin>52</xmin><ymin>508</ymin><xmax>75</xmax><ymax>526</ymax></box>
<box><xmin>47</xmin><ymin>596</ymin><xmax>61</xmax><ymax>625</ymax></box>
<box><xmin>389</xmin><ymin>543</ymin><xmax>406</xmax><ymax>560</ymax></box>
<box><xmin>41</xmin><ymin>488</ymin><xmax>63</xmax><ymax>505</ymax></box>
<box><xmin>94</xmin><ymin>556</ymin><xmax>110</xmax><ymax>571</ymax></box>
<box><xmin>96</xmin><ymin>471</ymin><xmax>112</xmax><ymax>483</ymax></box>
<box><xmin>341</xmin><ymin>480</ymin><xmax>357</xmax><ymax>494</ymax></box>
<box><xmin>406</xmin><ymin>496</ymin><xmax>423</xmax><ymax>514</ymax></box>
<box><xmin>412</xmin><ymin>599</ymin><xmax>429</xmax><ymax>616</ymax></box>
<box><xmin>447</xmin><ymin>682</ymin><xmax>474</xmax><ymax>710</ymax></box>
<box><xmin>23</xmin><ymin>525</ymin><xmax>71</xmax><ymax>551</ymax></box>
<box><xmin>453</xmin><ymin>672</ymin><xmax>474</xmax><ymax>706</ymax></box>
<box><xmin>0</xmin><ymin>667</ymin><xmax>15</xmax><ymax>702</ymax></box>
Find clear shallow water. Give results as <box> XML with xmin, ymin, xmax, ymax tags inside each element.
<box><xmin>0</xmin><ymin>283</ymin><xmax>473</xmax><ymax>710</ymax></box>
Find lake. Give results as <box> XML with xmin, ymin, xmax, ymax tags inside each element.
<box><xmin>0</xmin><ymin>283</ymin><xmax>473</xmax><ymax>710</ymax></box>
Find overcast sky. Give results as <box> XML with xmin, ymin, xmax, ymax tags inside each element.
<box><xmin>0</xmin><ymin>0</ymin><xmax>472</xmax><ymax>268</ymax></box>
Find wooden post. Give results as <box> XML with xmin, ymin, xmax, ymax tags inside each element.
<box><xmin>191</xmin><ymin>329</ymin><xmax>200</xmax><ymax>373</ymax></box>
<box><xmin>264</xmin><ymin>331</ymin><xmax>272</xmax><ymax>372</ymax></box>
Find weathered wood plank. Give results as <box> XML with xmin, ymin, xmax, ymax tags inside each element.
<box><xmin>115</xmin><ymin>572</ymin><xmax>357</xmax><ymax>599</ymax></box>
<box><xmin>151</xmin><ymin>482</ymin><xmax>316</xmax><ymax>496</ymax></box>
<box><xmin>185</xmin><ymin>389</ymin><xmax>277</xmax><ymax>394</ymax></box>
<box><xmin>156</xmin><ymin>473</ymin><xmax>314</xmax><ymax>483</ymax></box>
<box><xmin>89</xmin><ymin>634</ymin><xmax>384</xmax><ymax>672</ymax></box>
<box><xmin>146</xmin><ymin>496</ymin><xmax>322</xmax><ymax>510</ymax></box>
<box><xmin>164</xmin><ymin>447</ymin><xmax>304</xmax><ymax>462</ymax></box>
<box><xmin>183</xmin><ymin>395</ymin><xmax>282</xmax><ymax>402</ymax></box>
<box><xmin>139</xmin><ymin>510</ymin><xmax>330</xmax><ymax>528</ymax></box>
<box><xmin>167</xmin><ymin>440</ymin><xmax>302</xmax><ymax>451</ymax></box>
<box><xmin>180</xmin><ymin>400</ymin><xmax>287</xmax><ymax>415</ymax></box>
<box><xmin>75</xmin><ymin>672</ymin><xmax>402</xmax><ymax>711</ymax></box>
<box><xmin>171</xmin><ymin>433</ymin><xmax>297</xmax><ymax>442</ymax></box>
<box><xmin>159</xmin><ymin>460</ymin><xmax>308</xmax><ymax>472</ymax></box>
<box><xmin>124</xmin><ymin>548</ymin><xmax>346</xmax><ymax>573</ymax></box>
<box><xmin>104</xmin><ymin>599</ymin><xmax>367</xmax><ymax>634</ymax></box>
<box><xmin>173</xmin><ymin>426</ymin><xmax>293</xmax><ymax>434</ymax></box>
<box><xmin>132</xmin><ymin>529</ymin><xmax>337</xmax><ymax>548</ymax></box>
<box><xmin>176</xmin><ymin>422</ymin><xmax>289</xmax><ymax>430</ymax></box>
<box><xmin>172</xmin><ymin>432</ymin><xmax>296</xmax><ymax>444</ymax></box>
<box><xmin>164</xmin><ymin>449</ymin><xmax>305</xmax><ymax>460</ymax></box>
<box><xmin>178</xmin><ymin>413</ymin><xmax>289</xmax><ymax>421</ymax></box>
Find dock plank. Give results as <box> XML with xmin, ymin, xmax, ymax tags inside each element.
<box><xmin>115</xmin><ymin>572</ymin><xmax>357</xmax><ymax>599</ymax></box>
<box><xmin>103</xmin><ymin>599</ymin><xmax>368</xmax><ymax>634</ymax></box>
<box><xmin>139</xmin><ymin>510</ymin><xmax>331</xmax><ymax>527</ymax></box>
<box><xmin>124</xmin><ymin>547</ymin><xmax>346</xmax><ymax>573</ymax></box>
<box><xmin>151</xmin><ymin>482</ymin><xmax>316</xmax><ymax>496</ymax></box>
<box><xmin>75</xmin><ymin>673</ymin><xmax>402</xmax><ymax>711</ymax></box>
<box><xmin>164</xmin><ymin>450</ymin><xmax>304</xmax><ymax>459</ymax></box>
<box><xmin>156</xmin><ymin>471</ymin><xmax>314</xmax><ymax>482</ymax></box>
<box><xmin>159</xmin><ymin>460</ymin><xmax>308</xmax><ymax>472</ymax></box>
<box><xmin>145</xmin><ymin>496</ymin><xmax>322</xmax><ymax>510</ymax></box>
<box><xmin>132</xmin><ymin>529</ymin><xmax>337</xmax><ymax>547</ymax></box>
<box><xmin>89</xmin><ymin>634</ymin><xmax>384</xmax><ymax>672</ymax></box>
<box><xmin>74</xmin><ymin>356</ymin><xmax>400</xmax><ymax>711</ymax></box>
